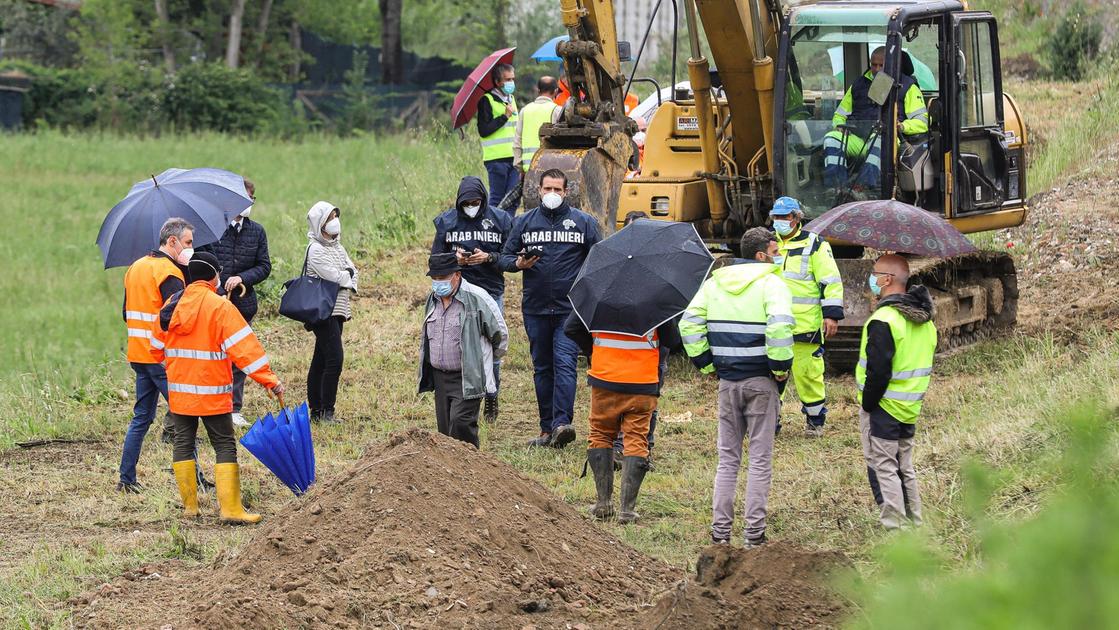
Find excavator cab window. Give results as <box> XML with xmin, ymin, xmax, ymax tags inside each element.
<box><xmin>780</xmin><ymin>24</ymin><xmax>891</xmax><ymax>217</ymax></box>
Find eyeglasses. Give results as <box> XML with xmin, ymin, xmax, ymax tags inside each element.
<box><xmin>870</xmin><ymin>271</ymin><xmax>895</xmax><ymax>277</ymax></box>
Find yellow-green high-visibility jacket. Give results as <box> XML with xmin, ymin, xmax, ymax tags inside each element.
<box><xmin>517</xmin><ymin>99</ymin><xmax>557</xmax><ymax>171</ymax></box>
<box><xmin>480</xmin><ymin>93</ymin><xmax>518</xmax><ymax>161</ymax></box>
<box><xmin>856</xmin><ymin>297</ymin><xmax>937</xmax><ymax>423</ymax></box>
<box><xmin>833</xmin><ymin>70</ymin><xmax>929</xmax><ymax>137</ymax></box>
<box><xmin>775</xmin><ymin>228</ymin><xmax>844</xmax><ymax>340</ymax></box>
<box><xmin>679</xmin><ymin>261</ymin><xmax>794</xmax><ymax>380</ymax></box>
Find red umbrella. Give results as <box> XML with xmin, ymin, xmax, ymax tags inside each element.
<box><xmin>803</xmin><ymin>199</ymin><xmax>979</xmax><ymax>257</ymax></box>
<box><xmin>451</xmin><ymin>47</ymin><xmax>516</xmax><ymax>130</ymax></box>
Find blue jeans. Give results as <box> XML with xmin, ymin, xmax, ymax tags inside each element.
<box><xmin>119</xmin><ymin>362</ymin><xmax>201</xmax><ymax>486</ymax></box>
<box><xmin>484</xmin><ymin>159</ymin><xmax>519</xmax><ymax>214</ymax></box>
<box><xmin>524</xmin><ymin>313</ymin><xmax>579</xmax><ymax>434</ymax></box>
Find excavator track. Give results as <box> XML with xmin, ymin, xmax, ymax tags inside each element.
<box><xmin>825</xmin><ymin>252</ymin><xmax>1019</xmax><ymax>373</ymax></box>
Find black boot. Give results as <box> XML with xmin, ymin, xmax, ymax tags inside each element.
<box><xmin>483</xmin><ymin>396</ymin><xmax>498</xmax><ymax>424</ymax></box>
<box><xmin>617</xmin><ymin>456</ymin><xmax>649</xmax><ymax>524</ymax></box>
<box><xmin>586</xmin><ymin>448</ymin><xmax>615</xmax><ymax>520</ymax></box>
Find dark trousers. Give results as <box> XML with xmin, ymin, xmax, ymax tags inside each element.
<box><xmin>523</xmin><ymin>313</ymin><xmax>579</xmax><ymax>434</ymax></box>
<box><xmin>484</xmin><ymin>159</ymin><xmax>519</xmax><ymax>214</ymax></box>
<box><xmin>171</xmin><ymin>412</ymin><xmax>237</xmax><ymax>464</ymax></box>
<box><xmin>432</xmin><ymin>368</ymin><xmax>481</xmax><ymax>447</ymax></box>
<box><xmin>307</xmin><ymin>316</ymin><xmax>345</xmax><ymax>414</ymax></box>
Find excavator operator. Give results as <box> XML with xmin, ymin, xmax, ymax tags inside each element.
<box><xmin>823</xmin><ymin>47</ymin><xmax>930</xmax><ymax>191</ymax></box>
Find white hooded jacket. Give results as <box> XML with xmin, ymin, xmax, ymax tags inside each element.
<box><xmin>305</xmin><ymin>201</ymin><xmax>358</xmax><ymax>320</ymax></box>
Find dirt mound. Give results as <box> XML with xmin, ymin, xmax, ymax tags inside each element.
<box><xmin>631</xmin><ymin>543</ymin><xmax>850</xmax><ymax>629</ymax></box>
<box><xmin>74</xmin><ymin>429</ymin><xmax>679</xmax><ymax>629</ymax></box>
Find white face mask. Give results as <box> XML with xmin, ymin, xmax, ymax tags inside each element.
<box><xmin>541</xmin><ymin>192</ymin><xmax>563</xmax><ymax>210</ymax></box>
<box><xmin>463</xmin><ymin>204</ymin><xmax>481</xmax><ymax>218</ymax></box>
<box><xmin>176</xmin><ymin>247</ymin><xmax>194</xmax><ymax>266</ymax></box>
<box><xmin>323</xmin><ymin>217</ymin><xmax>341</xmax><ymax>236</ymax></box>
<box><xmin>240</xmin><ymin>205</ymin><xmax>252</xmax><ymax>218</ymax></box>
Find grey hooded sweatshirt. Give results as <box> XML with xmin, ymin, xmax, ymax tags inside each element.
<box><xmin>305</xmin><ymin>201</ymin><xmax>358</xmax><ymax>320</ymax></box>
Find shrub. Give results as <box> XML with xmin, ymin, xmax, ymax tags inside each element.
<box><xmin>163</xmin><ymin>63</ymin><xmax>287</xmax><ymax>134</ymax></box>
<box><xmin>1046</xmin><ymin>3</ymin><xmax>1103</xmax><ymax>81</ymax></box>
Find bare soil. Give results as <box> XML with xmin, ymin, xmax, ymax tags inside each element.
<box><xmin>70</xmin><ymin>430</ymin><xmax>850</xmax><ymax>629</ymax></box>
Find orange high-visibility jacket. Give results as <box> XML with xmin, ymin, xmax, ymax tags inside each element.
<box><xmin>151</xmin><ymin>281</ymin><xmax>278</xmax><ymax>416</ymax></box>
<box><xmin>123</xmin><ymin>254</ymin><xmax>184</xmax><ymax>363</ymax></box>
<box><xmin>588</xmin><ymin>330</ymin><xmax>659</xmax><ymax>393</ymax></box>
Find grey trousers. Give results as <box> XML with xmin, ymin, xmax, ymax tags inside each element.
<box><xmin>712</xmin><ymin>376</ymin><xmax>780</xmax><ymax>541</ymax></box>
<box><xmin>433</xmin><ymin>368</ymin><xmax>481</xmax><ymax>448</ymax></box>
<box><xmin>858</xmin><ymin>409</ymin><xmax>923</xmax><ymax>529</ymax></box>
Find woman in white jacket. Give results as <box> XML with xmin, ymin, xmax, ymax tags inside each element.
<box><xmin>305</xmin><ymin>201</ymin><xmax>357</xmax><ymax>423</ymax></box>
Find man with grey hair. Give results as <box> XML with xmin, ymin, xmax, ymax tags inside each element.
<box><xmin>680</xmin><ymin>226</ymin><xmax>794</xmax><ymax>548</ymax></box>
<box><xmin>118</xmin><ymin>218</ymin><xmax>200</xmax><ymax>493</ymax></box>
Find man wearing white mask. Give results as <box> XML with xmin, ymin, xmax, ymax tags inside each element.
<box><xmin>431</xmin><ymin>176</ymin><xmax>512</xmax><ymax>423</ymax></box>
<box><xmin>500</xmin><ymin>169</ymin><xmax>600</xmax><ymax>449</ymax></box>
<box><xmin>197</xmin><ymin>179</ymin><xmax>272</xmax><ymax>427</ymax></box>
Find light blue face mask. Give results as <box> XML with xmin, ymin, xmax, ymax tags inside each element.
<box><xmin>502</xmin><ymin>80</ymin><xmax>516</xmax><ymax>95</ymax></box>
<box><xmin>868</xmin><ymin>274</ymin><xmax>882</xmax><ymax>296</ymax></box>
<box><xmin>772</xmin><ymin>254</ymin><xmax>785</xmax><ymax>266</ymax></box>
<box><xmin>773</xmin><ymin>219</ymin><xmax>795</xmax><ymax>236</ymax></box>
<box><xmin>432</xmin><ymin>279</ymin><xmax>454</xmax><ymax>297</ymax></box>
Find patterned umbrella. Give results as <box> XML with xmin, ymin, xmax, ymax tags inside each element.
<box><xmin>803</xmin><ymin>199</ymin><xmax>978</xmax><ymax>257</ymax></box>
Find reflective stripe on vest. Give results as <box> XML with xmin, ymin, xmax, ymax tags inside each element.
<box><xmin>855</xmin><ymin>305</ymin><xmax>937</xmax><ymax>423</ymax></box>
<box><xmin>221</xmin><ymin>326</ymin><xmax>252</xmax><ymax>351</ymax></box>
<box><xmin>519</xmin><ymin>100</ymin><xmax>556</xmax><ymax>171</ymax></box>
<box><xmin>481</xmin><ymin>93</ymin><xmax>518</xmax><ymax>161</ymax></box>
<box><xmin>588</xmin><ymin>331</ymin><xmax>659</xmax><ymax>385</ymax></box>
<box><xmin>123</xmin><ymin>254</ymin><xmax>183</xmax><ymax>363</ymax></box>
<box><xmin>169</xmin><ymin>382</ymin><xmax>233</xmax><ymax>395</ymax></box>
<box><xmin>165</xmin><ymin>348</ymin><xmax>228</xmax><ymax>361</ymax></box>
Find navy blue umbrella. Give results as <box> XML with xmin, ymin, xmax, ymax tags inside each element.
<box><xmin>568</xmin><ymin>220</ymin><xmax>714</xmax><ymax>337</ymax></box>
<box><xmin>240</xmin><ymin>401</ymin><xmax>317</xmax><ymax>496</ymax></box>
<box><xmin>96</xmin><ymin>167</ymin><xmax>252</xmax><ymax>269</ymax></box>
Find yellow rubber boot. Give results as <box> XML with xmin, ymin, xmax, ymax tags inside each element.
<box><xmin>213</xmin><ymin>463</ymin><xmax>261</xmax><ymax>524</ymax></box>
<box><xmin>171</xmin><ymin>460</ymin><xmax>200</xmax><ymax>518</ymax></box>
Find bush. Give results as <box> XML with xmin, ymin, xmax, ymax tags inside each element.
<box><xmin>1046</xmin><ymin>3</ymin><xmax>1103</xmax><ymax>81</ymax></box>
<box><xmin>163</xmin><ymin>63</ymin><xmax>288</xmax><ymax>134</ymax></box>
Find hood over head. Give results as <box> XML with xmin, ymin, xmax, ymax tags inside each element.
<box><xmin>711</xmin><ymin>260</ymin><xmax>779</xmax><ymax>295</ymax></box>
<box><xmin>307</xmin><ymin>201</ymin><xmax>339</xmax><ymax>244</ymax></box>
<box><xmin>876</xmin><ymin>284</ymin><xmax>934</xmax><ymax>323</ymax></box>
<box><xmin>455</xmin><ymin>176</ymin><xmax>489</xmax><ymax>212</ymax></box>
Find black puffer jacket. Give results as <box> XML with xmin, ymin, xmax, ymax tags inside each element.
<box><xmin>197</xmin><ymin>218</ymin><xmax>271</xmax><ymax>321</ymax></box>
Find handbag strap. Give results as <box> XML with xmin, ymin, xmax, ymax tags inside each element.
<box><xmin>301</xmin><ymin>243</ymin><xmax>312</xmax><ymax>276</ymax></box>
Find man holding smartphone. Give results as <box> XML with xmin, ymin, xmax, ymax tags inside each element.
<box><xmin>500</xmin><ymin>169</ymin><xmax>600</xmax><ymax>449</ymax></box>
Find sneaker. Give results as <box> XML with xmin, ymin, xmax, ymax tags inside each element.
<box><xmin>483</xmin><ymin>396</ymin><xmax>498</xmax><ymax>424</ymax></box>
<box><xmin>744</xmin><ymin>533</ymin><xmax>767</xmax><ymax>549</ymax></box>
<box><xmin>527</xmin><ymin>432</ymin><xmax>552</xmax><ymax>447</ymax></box>
<box><xmin>711</xmin><ymin>535</ymin><xmax>730</xmax><ymax>545</ymax></box>
<box><xmin>550</xmin><ymin>424</ymin><xmax>577</xmax><ymax>449</ymax></box>
<box><xmin>116</xmin><ymin>481</ymin><xmax>143</xmax><ymax>494</ymax></box>
<box><xmin>231</xmin><ymin>412</ymin><xmax>250</xmax><ymax>428</ymax></box>
<box><xmin>804</xmin><ymin>424</ymin><xmax>824</xmax><ymax>438</ymax></box>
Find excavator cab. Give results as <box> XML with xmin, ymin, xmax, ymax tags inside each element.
<box><xmin>773</xmin><ymin>3</ymin><xmax>1027</xmax><ymax>229</ymax></box>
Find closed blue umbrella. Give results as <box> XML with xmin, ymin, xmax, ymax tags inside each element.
<box><xmin>96</xmin><ymin>167</ymin><xmax>252</xmax><ymax>269</ymax></box>
<box><xmin>239</xmin><ymin>401</ymin><xmax>317</xmax><ymax>496</ymax></box>
<box><xmin>531</xmin><ymin>35</ymin><xmax>569</xmax><ymax>62</ymax></box>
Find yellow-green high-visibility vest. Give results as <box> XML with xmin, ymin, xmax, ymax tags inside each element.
<box><xmin>855</xmin><ymin>305</ymin><xmax>937</xmax><ymax>423</ymax></box>
<box><xmin>518</xmin><ymin>99</ymin><xmax>556</xmax><ymax>171</ymax></box>
<box><xmin>480</xmin><ymin>93</ymin><xmax>518</xmax><ymax>162</ymax></box>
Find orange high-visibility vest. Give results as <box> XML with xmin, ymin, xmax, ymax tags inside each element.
<box><xmin>588</xmin><ymin>331</ymin><xmax>659</xmax><ymax>385</ymax></box>
<box><xmin>123</xmin><ymin>253</ymin><xmax>184</xmax><ymax>363</ymax></box>
<box><xmin>151</xmin><ymin>281</ymin><xmax>278</xmax><ymax>416</ymax></box>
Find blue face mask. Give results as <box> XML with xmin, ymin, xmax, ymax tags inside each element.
<box><xmin>868</xmin><ymin>274</ymin><xmax>882</xmax><ymax>296</ymax></box>
<box><xmin>773</xmin><ymin>219</ymin><xmax>795</xmax><ymax>236</ymax></box>
<box><xmin>502</xmin><ymin>80</ymin><xmax>516</xmax><ymax>95</ymax></box>
<box><xmin>432</xmin><ymin>279</ymin><xmax>454</xmax><ymax>297</ymax></box>
<box><xmin>772</xmin><ymin>254</ymin><xmax>785</xmax><ymax>266</ymax></box>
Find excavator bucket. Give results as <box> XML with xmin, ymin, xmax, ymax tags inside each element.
<box><xmin>524</xmin><ymin>125</ymin><xmax>633</xmax><ymax>235</ymax></box>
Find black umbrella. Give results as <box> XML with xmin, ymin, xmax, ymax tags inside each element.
<box><xmin>568</xmin><ymin>220</ymin><xmax>714</xmax><ymax>337</ymax></box>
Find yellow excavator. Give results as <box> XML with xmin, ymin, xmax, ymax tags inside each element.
<box><xmin>527</xmin><ymin>0</ymin><xmax>1025</xmax><ymax>371</ymax></box>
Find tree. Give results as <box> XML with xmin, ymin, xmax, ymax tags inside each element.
<box><xmin>226</xmin><ymin>0</ymin><xmax>247</xmax><ymax>68</ymax></box>
<box><xmin>153</xmin><ymin>0</ymin><xmax>176</xmax><ymax>71</ymax></box>
<box><xmin>379</xmin><ymin>0</ymin><xmax>403</xmax><ymax>84</ymax></box>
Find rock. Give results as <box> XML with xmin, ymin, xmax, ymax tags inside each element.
<box><xmin>425</xmin><ymin>586</ymin><xmax>439</xmax><ymax>599</ymax></box>
<box><xmin>547</xmin><ymin>576</ymin><xmax>565</xmax><ymax>589</ymax></box>
<box><xmin>517</xmin><ymin>598</ymin><xmax>551</xmax><ymax>613</ymax></box>
<box><xmin>287</xmin><ymin>592</ymin><xmax>308</xmax><ymax>606</ymax></box>
<box><xmin>310</xmin><ymin>504</ymin><xmax>323</xmax><ymax>515</ymax></box>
